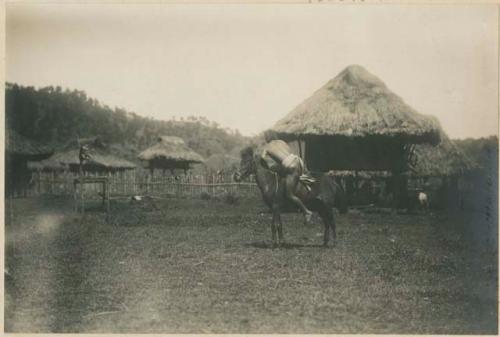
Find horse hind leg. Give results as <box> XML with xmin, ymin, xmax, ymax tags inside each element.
<box><xmin>271</xmin><ymin>203</ymin><xmax>285</xmax><ymax>248</ymax></box>
<box><xmin>319</xmin><ymin>206</ymin><xmax>335</xmax><ymax>247</ymax></box>
<box><xmin>331</xmin><ymin>208</ymin><xmax>337</xmax><ymax>243</ymax></box>
<box><xmin>271</xmin><ymin>206</ymin><xmax>280</xmax><ymax>248</ymax></box>
<box><xmin>271</xmin><ymin>213</ymin><xmax>277</xmax><ymax>248</ymax></box>
<box><xmin>323</xmin><ymin>220</ymin><xmax>330</xmax><ymax>247</ymax></box>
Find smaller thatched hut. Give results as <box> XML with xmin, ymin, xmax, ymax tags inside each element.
<box><xmin>29</xmin><ymin>137</ymin><xmax>136</xmax><ymax>173</ymax></box>
<box><xmin>6</xmin><ymin>129</ymin><xmax>54</xmax><ymax>196</ymax></box>
<box><xmin>138</xmin><ymin>136</ymin><xmax>204</xmax><ymax>175</ymax></box>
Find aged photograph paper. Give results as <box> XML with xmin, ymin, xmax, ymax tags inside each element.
<box><xmin>3</xmin><ymin>3</ymin><xmax>498</xmax><ymax>334</ymax></box>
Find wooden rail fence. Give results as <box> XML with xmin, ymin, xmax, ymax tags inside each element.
<box><xmin>20</xmin><ymin>172</ymin><xmax>259</xmax><ymax>199</ymax></box>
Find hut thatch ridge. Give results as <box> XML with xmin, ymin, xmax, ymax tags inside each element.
<box><xmin>138</xmin><ymin>136</ymin><xmax>204</xmax><ymax>164</ymax></box>
<box><xmin>271</xmin><ymin>65</ymin><xmax>440</xmax><ymax>144</ymax></box>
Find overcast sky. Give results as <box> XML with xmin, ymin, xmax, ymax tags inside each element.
<box><xmin>6</xmin><ymin>4</ymin><xmax>499</xmax><ymax>138</ymax></box>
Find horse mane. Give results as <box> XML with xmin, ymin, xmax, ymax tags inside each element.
<box><xmin>240</xmin><ymin>141</ymin><xmax>266</xmax><ymax>157</ymax></box>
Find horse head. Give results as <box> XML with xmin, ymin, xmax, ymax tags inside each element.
<box><xmin>233</xmin><ymin>146</ymin><xmax>257</xmax><ymax>182</ymax></box>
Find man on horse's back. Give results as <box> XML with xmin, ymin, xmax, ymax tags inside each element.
<box><xmin>260</xmin><ymin>139</ymin><xmax>313</xmax><ymax>224</ymax></box>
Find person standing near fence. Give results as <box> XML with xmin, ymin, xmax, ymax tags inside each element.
<box><xmin>79</xmin><ymin>144</ymin><xmax>91</xmax><ymax>175</ymax></box>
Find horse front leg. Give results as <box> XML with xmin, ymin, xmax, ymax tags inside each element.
<box><xmin>271</xmin><ymin>209</ymin><xmax>278</xmax><ymax>248</ymax></box>
<box><xmin>277</xmin><ymin>213</ymin><xmax>284</xmax><ymax>246</ymax></box>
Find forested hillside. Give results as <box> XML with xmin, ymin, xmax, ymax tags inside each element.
<box><xmin>5</xmin><ymin>83</ymin><xmax>249</xmax><ymax>162</ymax></box>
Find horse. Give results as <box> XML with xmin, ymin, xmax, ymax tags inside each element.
<box><xmin>233</xmin><ymin>146</ymin><xmax>348</xmax><ymax>247</ymax></box>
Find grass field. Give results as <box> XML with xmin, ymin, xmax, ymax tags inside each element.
<box><xmin>4</xmin><ymin>195</ymin><xmax>498</xmax><ymax>333</ymax></box>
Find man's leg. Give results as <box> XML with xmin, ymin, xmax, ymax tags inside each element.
<box><xmin>285</xmin><ymin>173</ymin><xmax>313</xmax><ymax>223</ymax></box>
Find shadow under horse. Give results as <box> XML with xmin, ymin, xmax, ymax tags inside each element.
<box><xmin>234</xmin><ymin>146</ymin><xmax>348</xmax><ymax>247</ymax></box>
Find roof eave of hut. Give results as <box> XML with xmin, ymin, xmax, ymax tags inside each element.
<box><xmin>274</xmin><ymin>130</ymin><xmax>441</xmax><ymax>145</ymax></box>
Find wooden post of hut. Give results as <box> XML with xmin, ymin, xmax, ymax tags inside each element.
<box><xmin>391</xmin><ymin>170</ymin><xmax>409</xmax><ymax>209</ymax></box>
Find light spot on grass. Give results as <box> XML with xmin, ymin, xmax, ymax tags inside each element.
<box><xmin>36</xmin><ymin>214</ymin><xmax>64</xmax><ymax>237</ymax></box>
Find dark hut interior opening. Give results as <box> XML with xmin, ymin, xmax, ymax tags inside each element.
<box><xmin>146</xmin><ymin>158</ymin><xmax>192</xmax><ymax>176</ymax></box>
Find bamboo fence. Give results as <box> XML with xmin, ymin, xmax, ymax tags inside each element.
<box><xmin>19</xmin><ymin>171</ymin><xmax>259</xmax><ymax>199</ymax></box>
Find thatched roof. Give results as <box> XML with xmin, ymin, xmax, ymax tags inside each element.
<box><xmin>411</xmin><ymin>129</ymin><xmax>478</xmax><ymax>177</ymax></box>
<box><xmin>138</xmin><ymin>136</ymin><xmax>204</xmax><ymax>164</ymax></box>
<box><xmin>28</xmin><ymin>137</ymin><xmax>136</xmax><ymax>171</ymax></box>
<box><xmin>5</xmin><ymin>129</ymin><xmax>53</xmax><ymax>159</ymax></box>
<box><xmin>271</xmin><ymin>65</ymin><xmax>440</xmax><ymax>144</ymax></box>
<box><xmin>29</xmin><ymin>150</ymin><xmax>136</xmax><ymax>171</ymax></box>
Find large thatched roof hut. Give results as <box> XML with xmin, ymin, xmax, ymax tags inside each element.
<box><xmin>29</xmin><ymin>137</ymin><xmax>136</xmax><ymax>173</ymax></box>
<box><xmin>270</xmin><ymin>65</ymin><xmax>441</xmax><ymax>172</ymax></box>
<box><xmin>138</xmin><ymin>136</ymin><xmax>204</xmax><ymax>173</ymax></box>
